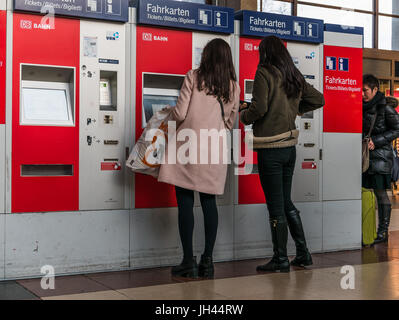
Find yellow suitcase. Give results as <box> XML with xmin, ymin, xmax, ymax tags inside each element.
<box><xmin>362</xmin><ymin>188</ymin><xmax>377</xmax><ymax>246</ymax></box>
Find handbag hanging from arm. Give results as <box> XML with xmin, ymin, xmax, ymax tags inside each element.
<box><xmin>362</xmin><ymin>114</ymin><xmax>377</xmax><ymax>173</ymax></box>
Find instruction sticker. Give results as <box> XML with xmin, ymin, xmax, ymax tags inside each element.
<box><xmin>83</xmin><ymin>37</ymin><xmax>97</xmax><ymax>58</ymax></box>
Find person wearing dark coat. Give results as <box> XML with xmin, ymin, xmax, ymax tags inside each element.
<box><xmin>240</xmin><ymin>36</ymin><xmax>325</xmax><ymax>272</ymax></box>
<box><xmin>362</xmin><ymin>74</ymin><xmax>399</xmax><ymax>245</ymax></box>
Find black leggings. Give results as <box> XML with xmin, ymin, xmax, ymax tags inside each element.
<box><xmin>257</xmin><ymin>147</ymin><xmax>297</xmax><ymax>219</ymax></box>
<box><xmin>374</xmin><ymin>189</ymin><xmax>391</xmax><ymax>206</ymax></box>
<box><xmin>175</xmin><ymin>186</ymin><xmax>218</xmax><ymax>259</ymax></box>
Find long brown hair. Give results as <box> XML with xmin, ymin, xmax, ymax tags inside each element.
<box><xmin>258</xmin><ymin>36</ymin><xmax>305</xmax><ymax>99</ymax></box>
<box><xmin>196</xmin><ymin>38</ymin><xmax>236</xmax><ymax>102</ymax></box>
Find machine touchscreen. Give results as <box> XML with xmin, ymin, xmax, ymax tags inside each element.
<box><xmin>142</xmin><ymin>95</ymin><xmax>178</xmax><ymax>128</ymax></box>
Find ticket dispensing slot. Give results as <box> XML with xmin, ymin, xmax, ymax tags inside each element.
<box><xmin>142</xmin><ymin>73</ymin><xmax>185</xmax><ymax>128</ymax></box>
<box><xmin>100</xmin><ymin>71</ymin><xmax>117</xmax><ymax>111</ymax></box>
<box><xmin>20</xmin><ymin>65</ymin><xmax>75</xmax><ymax>126</ymax></box>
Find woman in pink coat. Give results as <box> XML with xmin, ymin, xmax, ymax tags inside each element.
<box><xmin>158</xmin><ymin>38</ymin><xmax>240</xmax><ymax>278</ymax></box>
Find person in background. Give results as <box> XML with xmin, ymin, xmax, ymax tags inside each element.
<box><xmin>158</xmin><ymin>39</ymin><xmax>240</xmax><ymax>278</ymax></box>
<box><xmin>388</xmin><ymin>97</ymin><xmax>399</xmax><ymax>193</ymax></box>
<box><xmin>240</xmin><ymin>35</ymin><xmax>325</xmax><ymax>272</ymax></box>
<box><xmin>362</xmin><ymin>75</ymin><xmax>399</xmax><ymax>244</ymax></box>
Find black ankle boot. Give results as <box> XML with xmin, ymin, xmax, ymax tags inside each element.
<box><xmin>198</xmin><ymin>255</ymin><xmax>214</xmax><ymax>278</ymax></box>
<box><xmin>373</xmin><ymin>204</ymin><xmax>391</xmax><ymax>245</ymax></box>
<box><xmin>171</xmin><ymin>256</ymin><xmax>198</xmax><ymax>278</ymax></box>
<box><xmin>286</xmin><ymin>209</ymin><xmax>313</xmax><ymax>267</ymax></box>
<box><xmin>257</xmin><ymin>217</ymin><xmax>290</xmax><ymax>273</ymax></box>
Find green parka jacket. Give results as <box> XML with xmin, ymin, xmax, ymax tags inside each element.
<box><xmin>240</xmin><ymin>65</ymin><xmax>325</xmax><ymax>140</ymax></box>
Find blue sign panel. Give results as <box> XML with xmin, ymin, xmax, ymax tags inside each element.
<box><xmin>13</xmin><ymin>0</ymin><xmax>129</xmax><ymax>22</ymax></box>
<box><xmin>326</xmin><ymin>56</ymin><xmax>337</xmax><ymax>71</ymax></box>
<box><xmin>324</xmin><ymin>23</ymin><xmax>364</xmax><ymax>35</ymax></box>
<box><xmin>338</xmin><ymin>57</ymin><xmax>349</xmax><ymax>72</ymax></box>
<box><xmin>236</xmin><ymin>10</ymin><xmax>324</xmax><ymax>43</ymax></box>
<box><xmin>136</xmin><ymin>0</ymin><xmax>235</xmax><ymax>34</ymax></box>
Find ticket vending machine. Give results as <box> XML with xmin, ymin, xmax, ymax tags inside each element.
<box><xmin>132</xmin><ymin>0</ymin><xmax>235</xmax><ymax>209</ymax></box>
<box><xmin>2</xmin><ymin>1</ymin><xmax>132</xmax><ymax>279</ymax></box>
<box><xmin>9</xmin><ymin>1</ymin><xmax>129</xmax><ymax>213</ymax></box>
<box><xmin>0</xmin><ymin>3</ymin><xmax>6</xmax><ymax>214</ymax></box>
<box><xmin>234</xmin><ymin>11</ymin><xmax>363</xmax><ymax>258</ymax></box>
<box><xmin>322</xmin><ymin>24</ymin><xmax>363</xmax><ymax>250</ymax></box>
<box><xmin>234</xmin><ymin>11</ymin><xmax>325</xmax><ymax>258</ymax></box>
<box><xmin>130</xmin><ymin>0</ymin><xmax>236</xmax><ymax>267</ymax></box>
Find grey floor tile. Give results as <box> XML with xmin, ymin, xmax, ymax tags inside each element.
<box><xmin>0</xmin><ymin>281</ymin><xmax>39</xmax><ymax>300</ymax></box>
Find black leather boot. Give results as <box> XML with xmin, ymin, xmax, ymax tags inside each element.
<box><xmin>286</xmin><ymin>209</ymin><xmax>313</xmax><ymax>267</ymax></box>
<box><xmin>171</xmin><ymin>256</ymin><xmax>198</xmax><ymax>278</ymax></box>
<box><xmin>257</xmin><ymin>216</ymin><xmax>290</xmax><ymax>273</ymax></box>
<box><xmin>198</xmin><ymin>255</ymin><xmax>214</xmax><ymax>278</ymax></box>
<box><xmin>373</xmin><ymin>204</ymin><xmax>391</xmax><ymax>244</ymax></box>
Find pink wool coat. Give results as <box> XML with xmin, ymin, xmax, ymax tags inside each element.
<box><xmin>158</xmin><ymin>70</ymin><xmax>240</xmax><ymax>195</ymax></box>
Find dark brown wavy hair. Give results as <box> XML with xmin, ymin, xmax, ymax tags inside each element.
<box><xmin>196</xmin><ymin>38</ymin><xmax>237</xmax><ymax>102</ymax></box>
<box><xmin>258</xmin><ymin>36</ymin><xmax>305</xmax><ymax>99</ymax></box>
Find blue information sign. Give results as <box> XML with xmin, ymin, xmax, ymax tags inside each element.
<box><xmin>236</xmin><ymin>10</ymin><xmax>324</xmax><ymax>43</ymax></box>
<box><xmin>13</xmin><ymin>0</ymin><xmax>129</xmax><ymax>22</ymax></box>
<box><xmin>136</xmin><ymin>0</ymin><xmax>234</xmax><ymax>34</ymax></box>
<box><xmin>324</xmin><ymin>23</ymin><xmax>364</xmax><ymax>35</ymax></box>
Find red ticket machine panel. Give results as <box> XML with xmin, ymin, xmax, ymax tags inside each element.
<box><xmin>238</xmin><ymin>37</ymin><xmax>264</xmax><ymax>205</ymax></box>
<box><xmin>0</xmin><ymin>11</ymin><xmax>6</xmax><ymax>124</ymax></box>
<box><xmin>12</xmin><ymin>14</ymin><xmax>80</xmax><ymax>213</ymax></box>
<box><xmin>135</xmin><ymin>26</ymin><xmax>192</xmax><ymax>208</ymax></box>
<box><xmin>323</xmin><ymin>46</ymin><xmax>363</xmax><ymax>133</ymax></box>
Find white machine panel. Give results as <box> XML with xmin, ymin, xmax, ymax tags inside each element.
<box><xmin>192</xmin><ymin>32</ymin><xmax>232</xmax><ymax>69</ymax></box>
<box><xmin>287</xmin><ymin>42</ymin><xmax>323</xmax><ymax>202</ymax></box>
<box><xmin>192</xmin><ymin>32</ymin><xmax>235</xmax><ymax>207</ymax></box>
<box><xmin>80</xmin><ymin>21</ymin><xmax>126</xmax><ymax>210</ymax></box>
<box><xmin>323</xmin><ymin>133</ymin><xmax>362</xmax><ymax>201</ymax></box>
<box><xmin>324</xmin><ymin>31</ymin><xmax>363</xmax><ymax>49</ymax></box>
<box><xmin>323</xmin><ymin>200</ymin><xmax>362</xmax><ymax>251</ymax></box>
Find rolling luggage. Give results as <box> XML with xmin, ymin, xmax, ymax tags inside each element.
<box><xmin>362</xmin><ymin>188</ymin><xmax>377</xmax><ymax>246</ymax></box>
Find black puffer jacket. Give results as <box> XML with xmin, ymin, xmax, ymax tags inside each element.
<box><xmin>363</xmin><ymin>92</ymin><xmax>399</xmax><ymax>175</ymax></box>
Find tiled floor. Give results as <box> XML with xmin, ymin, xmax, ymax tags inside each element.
<box><xmin>1</xmin><ymin>206</ymin><xmax>399</xmax><ymax>300</ymax></box>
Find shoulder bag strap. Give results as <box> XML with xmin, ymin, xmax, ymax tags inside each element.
<box><xmin>366</xmin><ymin>114</ymin><xmax>377</xmax><ymax>138</ymax></box>
<box><xmin>217</xmin><ymin>97</ymin><xmax>228</xmax><ymax>127</ymax></box>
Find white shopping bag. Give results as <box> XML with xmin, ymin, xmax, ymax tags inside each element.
<box><xmin>126</xmin><ymin>107</ymin><xmax>173</xmax><ymax>178</ymax></box>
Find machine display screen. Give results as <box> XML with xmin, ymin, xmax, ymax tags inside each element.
<box><xmin>22</xmin><ymin>88</ymin><xmax>70</xmax><ymax>122</ymax></box>
<box><xmin>142</xmin><ymin>95</ymin><xmax>177</xmax><ymax>128</ymax></box>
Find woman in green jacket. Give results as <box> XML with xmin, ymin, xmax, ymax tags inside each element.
<box><xmin>240</xmin><ymin>36</ymin><xmax>325</xmax><ymax>272</ymax></box>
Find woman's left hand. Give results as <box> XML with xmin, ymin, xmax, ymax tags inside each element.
<box><xmin>369</xmin><ymin>139</ymin><xmax>375</xmax><ymax>150</ymax></box>
<box><xmin>239</xmin><ymin>102</ymin><xmax>248</xmax><ymax>111</ymax></box>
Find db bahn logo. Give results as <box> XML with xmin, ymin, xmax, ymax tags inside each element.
<box><xmin>244</xmin><ymin>43</ymin><xmax>258</xmax><ymax>51</ymax></box>
<box><xmin>244</xmin><ymin>43</ymin><xmax>253</xmax><ymax>51</ymax></box>
<box><xmin>143</xmin><ymin>33</ymin><xmax>152</xmax><ymax>41</ymax></box>
<box><xmin>20</xmin><ymin>20</ymin><xmax>32</xmax><ymax>29</ymax></box>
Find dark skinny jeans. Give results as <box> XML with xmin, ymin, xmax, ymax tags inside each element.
<box><xmin>175</xmin><ymin>186</ymin><xmax>218</xmax><ymax>260</ymax></box>
<box><xmin>257</xmin><ymin>147</ymin><xmax>297</xmax><ymax>219</ymax></box>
